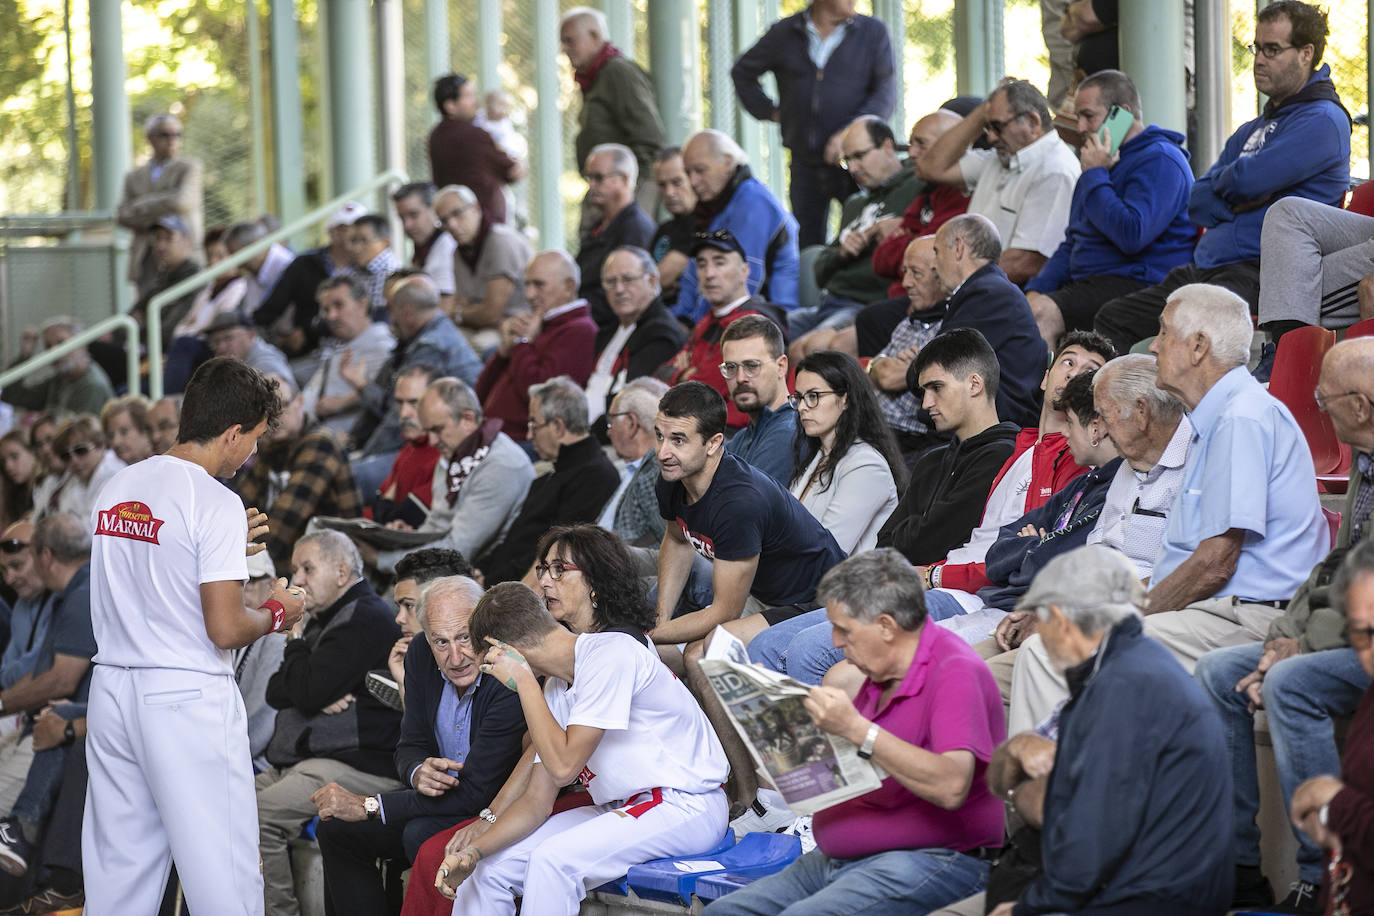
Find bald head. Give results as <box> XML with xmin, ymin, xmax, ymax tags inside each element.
<box><xmin>901</xmin><ymin>236</ymin><xmax>943</xmax><ymax>312</ymax></box>
<box><xmin>1320</xmin><ymin>338</ymin><xmax>1374</xmax><ymax>452</ymax></box>
<box><xmin>524</xmin><ymin>250</ymin><xmax>581</xmax><ymax>315</ymax></box>
<box><xmin>1326</xmin><ymin>338</ymin><xmax>1374</xmax><ymax>394</ymax></box>
<box><xmin>909</xmin><ymin>110</ymin><xmax>961</xmax><ymax>162</ymax></box>
<box><xmin>683</xmin><ymin>130</ymin><xmax>748</xmax><ymax>204</ymax></box>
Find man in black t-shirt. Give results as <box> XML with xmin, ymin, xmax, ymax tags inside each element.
<box><xmin>650</xmin><ymin>381</ymin><xmax>844</xmax><ymax>818</ymax></box>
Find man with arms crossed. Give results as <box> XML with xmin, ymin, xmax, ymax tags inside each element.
<box><xmin>81</xmin><ymin>357</ymin><xmax>305</xmax><ymax>915</ymax></box>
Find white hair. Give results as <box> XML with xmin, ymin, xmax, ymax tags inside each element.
<box><xmin>588</xmin><ymin>143</ymin><xmax>638</xmax><ymax>187</ymax></box>
<box><xmin>417</xmin><ymin>575</ymin><xmax>485</xmax><ymax>633</ymax></box>
<box><xmin>434</xmin><ymin>184</ymin><xmax>478</xmax><ymax>209</ymax></box>
<box><xmin>1094</xmin><ymin>354</ymin><xmax>1182</xmax><ymax>421</ymax></box>
<box><xmin>144</xmin><ymin>113</ymin><xmax>181</xmax><ymax>137</ymax></box>
<box><xmin>560</xmin><ymin>6</ymin><xmax>607</xmax><ymax>37</ymax></box>
<box><xmin>1166</xmin><ymin>283</ymin><xmax>1253</xmax><ymax>369</ymax></box>
<box><xmin>689</xmin><ymin>129</ymin><xmax>750</xmax><ymax>168</ymax></box>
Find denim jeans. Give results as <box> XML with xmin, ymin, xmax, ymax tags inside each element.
<box><xmin>748</xmin><ymin>593</ymin><xmax>967</xmax><ymax>685</ymax></box>
<box><xmin>701</xmin><ymin>846</ymin><xmax>988</xmax><ymax>916</ymax></box>
<box><xmin>788</xmin><ymin>161</ymin><xmax>858</xmax><ymax>250</ymax></box>
<box><xmin>1196</xmin><ymin>643</ymin><xmax>1370</xmax><ymax>884</ymax></box>
<box><xmin>349</xmin><ymin>450</ymin><xmax>400</xmax><ymax>506</ymax></box>
<box><xmin>11</xmin><ymin>703</ymin><xmax>84</xmax><ymax>828</ymax></box>
<box><xmin>786</xmin><ymin>295</ymin><xmax>865</xmax><ymax>339</ymax></box>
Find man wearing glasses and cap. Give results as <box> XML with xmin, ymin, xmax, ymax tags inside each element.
<box><xmin>666</xmin><ymin>230</ymin><xmax>788</xmax><ymax>431</ymax></box>
<box><xmin>116</xmin><ymin>113</ymin><xmax>204</xmax><ymax>299</ymax></box>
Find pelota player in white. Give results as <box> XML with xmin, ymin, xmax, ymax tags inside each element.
<box><xmin>436</xmin><ymin>581</ymin><xmax>729</xmax><ymax>915</ymax></box>
<box><xmin>82</xmin><ymin>358</ymin><xmax>306</xmax><ymax>915</ymax></box>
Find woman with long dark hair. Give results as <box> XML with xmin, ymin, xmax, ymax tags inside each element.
<box><xmin>788</xmin><ymin>350</ymin><xmax>906</xmax><ymax>554</ymax></box>
<box><xmin>0</xmin><ymin>429</ymin><xmax>37</xmax><ymax>527</ymax></box>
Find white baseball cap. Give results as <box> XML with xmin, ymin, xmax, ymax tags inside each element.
<box><xmin>325</xmin><ymin>202</ymin><xmax>368</xmax><ymax>230</ymax></box>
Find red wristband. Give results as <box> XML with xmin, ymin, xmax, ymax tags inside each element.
<box><xmin>260</xmin><ymin>598</ymin><xmax>287</xmax><ymax>633</ymax></box>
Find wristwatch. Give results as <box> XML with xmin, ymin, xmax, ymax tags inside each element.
<box><xmin>62</xmin><ymin>722</ymin><xmax>76</xmax><ymax>746</ymax></box>
<box><xmin>857</xmin><ymin>722</ymin><xmax>880</xmax><ymax>760</ymax></box>
<box><xmin>478</xmin><ymin>807</ymin><xmax>498</xmax><ymax>824</ymax></box>
<box><xmin>1319</xmin><ymin>802</ymin><xmax>1331</xmax><ymax>828</ymax></box>
<box><xmin>364</xmin><ymin>795</ymin><xmax>381</xmax><ymax>820</ymax></box>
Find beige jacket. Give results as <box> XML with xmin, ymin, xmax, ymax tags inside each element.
<box><xmin>115</xmin><ymin>156</ymin><xmax>204</xmax><ymax>285</ymax></box>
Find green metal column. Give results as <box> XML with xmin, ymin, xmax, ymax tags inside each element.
<box><xmin>479</xmin><ymin>0</ymin><xmax>502</xmax><ymax>93</ymax></box>
<box><xmin>326</xmin><ymin>0</ymin><xmax>376</xmax><ymax>195</ymax></box>
<box><xmin>269</xmin><ymin>0</ymin><xmax>306</xmax><ymax>228</ymax></box>
<box><xmin>534</xmin><ymin>0</ymin><xmax>565</xmax><ymax>249</ymax></box>
<box><xmin>649</xmin><ymin>0</ymin><xmax>702</xmax><ymax>145</ymax></box>
<box><xmin>1193</xmin><ymin>0</ymin><xmax>1232</xmax><ymax>176</ymax></box>
<box><xmin>245</xmin><ymin>2</ymin><xmax>269</xmax><ymax>215</ymax></box>
<box><xmin>425</xmin><ymin>0</ymin><xmax>450</xmax><ymax>87</ymax></box>
<box><xmin>88</xmin><ymin>0</ymin><xmax>130</xmax><ymax>210</ymax></box>
<box><xmin>603</xmin><ymin>0</ymin><xmax>635</xmax><ymax>58</ymax></box>
<box><xmin>873</xmin><ymin>0</ymin><xmax>905</xmax><ymax>134</ymax></box>
<box><xmin>1119</xmin><ymin>0</ymin><xmax>1188</xmax><ymax>135</ymax></box>
<box><xmin>761</xmin><ymin>0</ymin><xmax>784</xmax><ymax>196</ymax></box>
<box><xmin>953</xmin><ymin>0</ymin><xmax>1004</xmax><ymax>99</ymax></box>
<box><xmin>734</xmin><ymin>0</ymin><xmax>763</xmax><ymax>174</ymax></box>
<box><xmin>707</xmin><ymin>0</ymin><xmax>734</xmax><ymax>133</ymax></box>
<box><xmin>1369</xmin><ymin>0</ymin><xmax>1373</xmax><ymax>170</ymax></box>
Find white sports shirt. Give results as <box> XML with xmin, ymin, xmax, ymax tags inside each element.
<box><xmin>89</xmin><ymin>455</ymin><xmax>250</xmax><ymax>676</ymax></box>
<box><xmin>539</xmin><ymin>632</ymin><xmax>728</xmax><ymax>806</ymax></box>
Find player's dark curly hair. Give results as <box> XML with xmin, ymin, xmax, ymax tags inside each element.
<box><xmin>534</xmin><ymin>524</ymin><xmax>656</xmax><ymax>634</ymax></box>
<box><xmin>394</xmin><ymin>547</ymin><xmax>473</xmax><ymax>586</ymax></box>
<box><xmin>177</xmin><ymin>357</ymin><xmax>283</xmax><ymax>445</ymax></box>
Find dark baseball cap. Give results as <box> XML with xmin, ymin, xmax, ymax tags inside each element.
<box><xmin>153</xmin><ymin>214</ymin><xmax>191</xmax><ymax>237</ymax></box>
<box><xmin>689</xmin><ymin>229</ymin><xmax>747</xmax><ymax>261</ymax></box>
<box><xmin>204</xmin><ymin>312</ymin><xmax>253</xmax><ymax>335</ymax></box>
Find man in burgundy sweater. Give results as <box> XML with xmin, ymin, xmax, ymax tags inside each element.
<box><xmin>427</xmin><ymin>73</ymin><xmax>522</xmax><ymax>224</ymax></box>
<box><xmin>474</xmin><ymin>250</ymin><xmax>598</xmax><ymax>441</ymax></box>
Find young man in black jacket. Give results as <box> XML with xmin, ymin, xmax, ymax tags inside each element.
<box><xmin>313</xmin><ymin>575</ymin><xmax>527</xmax><ymax>916</ymax></box>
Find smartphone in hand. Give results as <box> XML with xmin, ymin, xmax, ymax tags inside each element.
<box><xmin>1099</xmin><ymin>104</ymin><xmax>1134</xmax><ymax>157</ymax></box>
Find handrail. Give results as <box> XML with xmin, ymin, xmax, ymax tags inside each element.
<box><xmin>0</xmin><ymin>315</ymin><xmax>141</xmax><ymax>399</ymax></box>
<box><xmin>143</xmin><ymin>168</ymin><xmax>409</xmax><ymax>399</ymax></box>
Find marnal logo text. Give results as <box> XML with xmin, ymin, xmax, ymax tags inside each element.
<box><xmin>96</xmin><ymin>501</ymin><xmax>165</xmax><ymax>545</ymax></box>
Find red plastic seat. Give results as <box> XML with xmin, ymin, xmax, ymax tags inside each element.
<box><xmin>1345</xmin><ymin>317</ymin><xmax>1374</xmax><ymax>340</ymax></box>
<box><xmin>1347</xmin><ymin>180</ymin><xmax>1374</xmax><ymax>217</ymax></box>
<box><xmin>1267</xmin><ymin>326</ymin><xmax>1351</xmax><ymax>490</ymax></box>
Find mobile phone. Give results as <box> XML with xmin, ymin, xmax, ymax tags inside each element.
<box><xmin>1098</xmin><ymin>104</ymin><xmax>1134</xmax><ymax>157</ymax></box>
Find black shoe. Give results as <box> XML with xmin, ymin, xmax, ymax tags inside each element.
<box><xmin>1231</xmin><ymin>864</ymin><xmax>1274</xmax><ymax>909</ymax></box>
<box><xmin>1253</xmin><ymin>341</ymin><xmax>1277</xmax><ymax>383</ymax></box>
<box><xmin>0</xmin><ymin>818</ymin><xmax>30</xmax><ymax>878</ymax></box>
<box><xmin>1270</xmin><ymin>879</ymin><xmax>1321</xmax><ymax>915</ymax></box>
<box><xmin>0</xmin><ymin>886</ymin><xmax>84</xmax><ymax>915</ymax></box>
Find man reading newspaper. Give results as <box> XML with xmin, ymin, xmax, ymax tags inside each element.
<box><xmin>702</xmin><ymin>549</ymin><xmax>1006</xmax><ymax>915</ymax></box>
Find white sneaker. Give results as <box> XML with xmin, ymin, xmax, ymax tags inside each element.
<box><xmin>728</xmin><ymin>788</ymin><xmax>795</xmax><ymax>839</ymax></box>
<box><xmin>782</xmin><ymin>815</ymin><xmax>815</xmax><ymax>854</ymax></box>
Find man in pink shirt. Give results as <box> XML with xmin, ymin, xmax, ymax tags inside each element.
<box><xmin>703</xmin><ymin>548</ymin><xmax>1005</xmax><ymax>915</ymax></box>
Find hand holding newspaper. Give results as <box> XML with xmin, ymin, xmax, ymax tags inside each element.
<box><xmin>699</xmin><ymin>625</ymin><xmax>884</xmax><ymax>815</ymax></box>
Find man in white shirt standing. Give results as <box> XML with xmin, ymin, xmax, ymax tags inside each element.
<box><xmin>437</xmin><ymin>582</ymin><xmax>728</xmax><ymax>915</ymax></box>
<box><xmin>81</xmin><ymin>357</ymin><xmax>305</xmax><ymax>915</ymax></box>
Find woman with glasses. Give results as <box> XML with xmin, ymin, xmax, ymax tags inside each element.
<box><xmin>100</xmin><ymin>394</ymin><xmax>157</xmax><ymax>466</ymax></box>
<box><xmin>400</xmin><ymin>523</ymin><xmax>658</xmax><ymax>916</ymax></box>
<box><xmin>786</xmin><ymin>351</ymin><xmax>906</xmax><ymax>555</ymax></box>
<box><xmin>0</xmin><ymin>429</ymin><xmax>37</xmax><ymax>529</ymax></box>
<box><xmin>37</xmin><ymin>415</ymin><xmax>124</xmax><ymax>520</ymax></box>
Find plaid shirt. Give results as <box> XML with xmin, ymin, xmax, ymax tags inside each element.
<box><xmin>235</xmin><ymin>424</ymin><xmax>362</xmax><ymax>573</ymax></box>
<box><xmin>874</xmin><ymin>313</ymin><xmax>943</xmax><ymax>435</ymax></box>
<box><xmin>362</xmin><ymin>248</ymin><xmax>403</xmax><ymax>317</ymax></box>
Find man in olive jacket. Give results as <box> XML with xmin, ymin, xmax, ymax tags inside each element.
<box><xmin>1195</xmin><ymin>337</ymin><xmax>1374</xmax><ymax>910</ymax></box>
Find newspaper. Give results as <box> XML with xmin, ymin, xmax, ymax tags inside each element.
<box><xmin>699</xmin><ymin>626</ymin><xmax>884</xmax><ymax>815</ymax></box>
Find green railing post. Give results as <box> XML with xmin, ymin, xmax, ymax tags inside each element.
<box><xmin>326</xmin><ymin>0</ymin><xmax>377</xmax><ymax>196</ymax></box>
<box><xmin>534</xmin><ymin>0</ymin><xmax>565</xmax><ymax>249</ymax></box>
<box><xmin>89</xmin><ymin>0</ymin><xmax>131</xmax><ymax>211</ymax></box>
<box><xmin>648</xmin><ymin>0</ymin><xmax>702</xmax><ymax>146</ymax></box>
<box><xmin>0</xmin><ymin>316</ymin><xmax>140</xmax><ymax>401</ymax></box>
<box><xmin>1119</xmin><ymin>0</ymin><xmax>1188</xmax><ymax>136</ymax></box>
<box><xmin>269</xmin><ymin>0</ymin><xmax>307</xmax><ymax>232</ymax></box>
<box><xmin>954</xmin><ymin>0</ymin><xmax>1004</xmax><ymax>99</ymax></box>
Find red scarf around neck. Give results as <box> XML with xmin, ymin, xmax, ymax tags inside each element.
<box><xmin>575</xmin><ymin>43</ymin><xmax>622</xmax><ymax>92</ymax></box>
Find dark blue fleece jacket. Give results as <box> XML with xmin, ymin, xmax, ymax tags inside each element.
<box><xmin>1026</xmin><ymin>125</ymin><xmax>1195</xmax><ymax>293</ymax></box>
<box><xmin>1188</xmin><ymin>64</ymin><xmax>1350</xmax><ymax>269</ymax></box>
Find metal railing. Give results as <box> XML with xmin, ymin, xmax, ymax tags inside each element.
<box><xmin>0</xmin><ymin>315</ymin><xmax>141</xmax><ymax>398</ymax></box>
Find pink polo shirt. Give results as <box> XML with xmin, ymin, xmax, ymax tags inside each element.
<box><xmin>812</xmin><ymin>623</ymin><xmax>1006</xmax><ymax>860</ymax></box>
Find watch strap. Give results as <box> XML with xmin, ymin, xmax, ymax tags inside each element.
<box><xmin>857</xmin><ymin>721</ymin><xmax>880</xmax><ymax>760</ymax></box>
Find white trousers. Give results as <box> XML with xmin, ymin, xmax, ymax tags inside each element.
<box><xmin>83</xmin><ymin>665</ymin><xmax>262</xmax><ymax>916</ymax></box>
<box><xmin>453</xmin><ymin>786</ymin><xmax>728</xmax><ymax>916</ymax></box>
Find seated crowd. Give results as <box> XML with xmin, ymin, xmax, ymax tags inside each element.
<box><xmin>6</xmin><ymin>2</ymin><xmax>1374</xmax><ymax>914</ymax></box>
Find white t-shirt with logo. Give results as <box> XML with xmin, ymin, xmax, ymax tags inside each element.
<box><xmin>538</xmin><ymin>632</ymin><xmax>727</xmax><ymax>806</ymax></box>
<box><xmin>90</xmin><ymin>455</ymin><xmax>250</xmax><ymax>675</ymax></box>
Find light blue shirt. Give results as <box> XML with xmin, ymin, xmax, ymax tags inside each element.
<box><xmin>1149</xmin><ymin>367</ymin><xmax>1328</xmax><ymax>601</ymax></box>
<box><xmin>0</xmin><ymin>595</ymin><xmax>51</xmax><ymax>690</ymax></box>
<box><xmin>435</xmin><ymin>673</ymin><xmax>480</xmax><ymax>776</ymax></box>
<box><xmin>805</xmin><ymin>13</ymin><xmax>850</xmax><ymax>69</ymax></box>
<box><xmin>597</xmin><ymin>457</ymin><xmax>642</xmax><ymax>531</ymax></box>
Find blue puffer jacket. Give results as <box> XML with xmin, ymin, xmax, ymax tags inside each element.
<box><xmin>1188</xmin><ymin>64</ymin><xmax>1350</xmax><ymax>269</ymax></box>
<box><xmin>673</xmin><ymin>170</ymin><xmax>800</xmax><ymax>323</ymax></box>
<box><xmin>978</xmin><ymin>459</ymin><xmax>1121</xmax><ymax>611</ymax></box>
<box><xmin>731</xmin><ymin>12</ymin><xmax>895</xmax><ymax>162</ymax></box>
<box><xmin>1013</xmin><ymin>616</ymin><xmax>1233</xmax><ymax>916</ymax></box>
<box><xmin>1026</xmin><ymin>125</ymin><xmax>1195</xmax><ymax>293</ymax></box>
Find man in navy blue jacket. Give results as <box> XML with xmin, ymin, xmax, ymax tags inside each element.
<box><xmin>312</xmin><ymin>576</ymin><xmax>526</xmax><ymax>916</ymax></box>
<box><xmin>929</xmin><ymin>214</ymin><xmax>1046</xmax><ymax>429</ymax></box>
<box><xmin>1024</xmin><ymin>70</ymin><xmax>1196</xmax><ymax>351</ymax></box>
<box><xmin>1093</xmin><ymin>0</ymin><xmax>1350</xmax><ymax>356</ymax></box>
<box><xmin>731</xmin><ymin>0</ymin><xmax>895</xmax><ymax>249</ymax></box>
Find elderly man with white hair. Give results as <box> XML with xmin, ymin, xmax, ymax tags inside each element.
<box><xmin>975</xmin><ymin>545</ymin><xmax>1233</xmax><ymax>916</ymax></box>
<box><xmin>116</xmin><ymin>112</ymin><xmax>204</xmax><ymax>297</ymax></box>
<box><xmin>673</xmin><ymin>129</ymin><xmax>800</xmax><ymax>323</ymax></box>
<box><xmin>576</xmin><ymin>143</ymin><xmax>657</xmax><ymax>328</ymax></box>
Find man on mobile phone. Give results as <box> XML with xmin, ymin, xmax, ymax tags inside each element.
<box><xmin>1023</xmin><ymin>70</ymin><xmax>1197</xmax><ymax>352</ymax></box>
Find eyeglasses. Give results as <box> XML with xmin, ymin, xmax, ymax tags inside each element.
<box><xmin>585</xmin><ymin>171</ymin><xmax>625</xmax><ymax>183</ymax></box>
<box><xmin>1246</xmin><ymin>42</ymin><xmax>1298</xmax><ymax>59</ymax></box>
<box><xmin>1314</xmin><ymin>389</ymin><xmax>1364</xmax><ymax>413</ymax></box>
<box><xmin>0</xmin><ymin>540</ymin><xmax>28</xmax><ymax>555</ymax></box>
<box><xmin>1348</xmin><ymin>623</ymin><xmax>1374</xmax><ymax>650</ymax></box>
<box><xmin>787</xmin><ymin>390</ymin><xmax>841</xmax><ymax>409</ymax></box>
<box><xmin>526</xmin><ymin>417</ymin><xmax>550</xmax><ymax>431</ymax></box>
<box><xmin>534</xmin><ymin>560</ymin><xmax>581</xmax><ymax>581</ymax></box>
<box><xmin>984</xmin><ymin>112</ymin><xmax>1028</xmax><ymax>136</ymax></box>
<box><xmin>603</xmin><ymin>273</ymin><xmax>647</xmax><ymax>289</ymax></box>
<box><xmin>720</xmin><ymin>360</ymin><xmax>768</xmax><ymax>379</ymax></box>
<box><xmin>153</xmin><ymin>131</ymin><xmax>182</xmax><ymax>139</ymax></box>
<box><xmin>841</xmin><ymin>147</ymin><xmax>875</xmax><ymax>168</ymax></box>
<box><xmin>606</xmin><ymin>411</ymin><xmax>633</xmax><ymax>423</ymax></box>
<box><xmin>58</xmin><ymin>443</ymin><xmax>96</xmax><ymax>462</ymax></box>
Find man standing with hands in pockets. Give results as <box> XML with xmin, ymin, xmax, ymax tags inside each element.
<box><xmin>82</xmin><ymin>357</ymin><xmax>307</xmax><ymax>915</ymax></box>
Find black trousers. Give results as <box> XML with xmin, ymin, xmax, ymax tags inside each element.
<box><xmin>316</xmin><ymin>813</ymin><xmax>460</xmax><ymax>916</ymax></box>
<box><xmin>1092</xmin><ymin>259</ymin><xmax>1262</xmax><ymax>356</ymax></box>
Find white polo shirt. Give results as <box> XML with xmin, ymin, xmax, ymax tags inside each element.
<box><xmin>960</xmin><ymin>130</ymin><xmax>1081</xmax><ymax>259</ymax></box>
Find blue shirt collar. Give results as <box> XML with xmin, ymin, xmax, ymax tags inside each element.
<box><xmin>1185</xmin><ymin>366</ymin><xmax>1254</xmax><ymax>440</ymax></box>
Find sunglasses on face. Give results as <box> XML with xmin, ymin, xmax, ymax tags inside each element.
<box><xmin>58</xmin><ymin>443</ymin><xmax>96</xmax><ymax>462</ymax></box>
<box><xmin>0</xmin><ymin>540</ymin><xmax>28</xmax><ymax>555</ymax></box>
